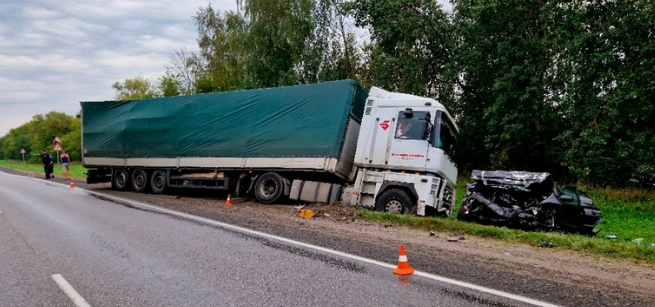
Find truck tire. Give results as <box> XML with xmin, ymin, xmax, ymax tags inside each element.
<box><xmin>254</xmin><ymin>172</ymin><xmax>285</xmax><ymax>204</ymax></box>
<box><xmin>112</xmin><ymin>168</ymin><xmax>131</xmax><ymax>191</ymax></box>
<box><xmin>375</xmin><ymin>189</ymin><xmax>413</xmax><ymax>215</ymax></box>
<box><xmin>150</xmin><ymin>170</ymin><xmax>167</xmax><ymax>194</ymax></box>
<box><xmin>131</xmin><ymin>169</ymin><xmax>150</xmax><ymax>193</ymax></box>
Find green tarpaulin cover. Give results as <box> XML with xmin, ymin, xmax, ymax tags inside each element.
<box><xmin>82</xmin><ymin>79</ymin><xmax>367</xmax><ymax>159</ymax></box>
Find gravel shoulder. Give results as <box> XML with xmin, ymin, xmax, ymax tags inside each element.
<box><xmin>6</xmin><ymin>168</ymin><xmax>655</xmax><ymax>307</ymax></box>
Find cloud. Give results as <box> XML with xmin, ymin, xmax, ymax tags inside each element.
<box><xmin>0</xmin><ymin>0</ymin><xmax>236</xmax><ymax>136</ymax></box>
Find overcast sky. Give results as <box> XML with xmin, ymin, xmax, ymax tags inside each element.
<box><xmin>0</xmin><ymin>0</ymin><xmax>236</xmax><ymax>136</ymax></box>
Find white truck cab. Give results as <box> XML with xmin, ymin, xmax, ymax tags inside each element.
<box><xmin>352</xmin><ymin>87</ymin><xmax>458</xmax><ymax>216</ymax></box>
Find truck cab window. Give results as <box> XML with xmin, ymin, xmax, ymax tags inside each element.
<box><xmin>431</xmin><ymin>111</ymin><xmax>458</xmax><ymax>156</ymax></box>
<box><xmin>395</xmin><ymin>111</ymin><xmax>430</xmax><ymax>140</ymax></box>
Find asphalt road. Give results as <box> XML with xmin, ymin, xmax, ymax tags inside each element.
<box><xmin>0</xmin><ymin>170</ymin><xmax>541</xmax><ymax>307</ymax></box>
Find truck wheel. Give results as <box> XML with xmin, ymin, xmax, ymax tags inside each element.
<box><xmin>112</xmin><ymin>168</ymin><xmax>131</xmax><ymax>191</ymax></box>
<box><xmin>375</xmin><ymin>189</ymin><xmax>413</xmax><ymax>215</ymax></box>
<box><xmin>150</xmin><ymin>170</ymin><xmax>167</xmax><ymax>194</ymax></box>
<box><xmin>254</xmin><ymin>172</ymin><xmax>284</xmax><ymax>204</ymax></box>
<box><xmin>131</xmin><ymin>169</ymin><xmax>150</xmax><ymax>193</ymax></box>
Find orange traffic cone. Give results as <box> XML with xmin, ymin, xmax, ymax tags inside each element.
<box><xmin>393</xmin><ymin>245</ymin><xmax>415</xmax><ymax>275</ymax></box>
<box><xmin>69</xmin><ymin>181</ymin><xmax>75</xmax><ymax>189</ymax></box>
<box><xmin>225</xmin><ymin>194</ymin><xmax>233</xmax><ymax>206</ymax></box>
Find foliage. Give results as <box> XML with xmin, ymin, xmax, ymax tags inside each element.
<box><xmin>158</xmin><ymin>71</ymin><xmax>183</xmax><ymax>97</ymax></box>
<box><xmin>450</xmin><ymin>0</ymin><xmax>564</xmax><ymax>174</ymax></box>
<box><xmin>0</xmin><ymin>112</ymin><xmax>80</xmax><ymax>163</ymax></box>
<box><xmin>545</xmin><ymin>0</ymin><xmax>655</xmax><ymax>186</ymax></box>
<box><xmin>193</xmin><ymin>6</ymin><xmax>248</xmax><ymax>92</ymax></box>
<box><xmin>111</xmin><ymin>76</ymin><xmax>159</xmax><ymax>100</ymax></box>
<box><xmin>343</xmin><ymin>0</ymin><xmax>453</xmax><ymax>99</ymax></box>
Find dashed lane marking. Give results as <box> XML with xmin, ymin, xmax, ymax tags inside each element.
<box><xmin>51</xmin><ymin>274</ymin><xmax>92</xmax><ymax>307</ymax></box>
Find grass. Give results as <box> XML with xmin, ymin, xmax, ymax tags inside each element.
<box><xmin>0</xmin><ymin>159</ymin><xmax>87</xmax><ymax>179</ymax></box>
<box><xmin>3</xmin><ymin>159</ymin><xmax>653</xmax><ymax>264</ymax></box>
<box><xmin>361</xmin><ymin>179</ymin><xmax>655</xmax><ymax>265</ymax></box>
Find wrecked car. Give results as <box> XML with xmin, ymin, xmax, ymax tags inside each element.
<box><xmin>457</xmin><ymin>170</ymin><xmax>602</xmax><ymax>236</ymax></box>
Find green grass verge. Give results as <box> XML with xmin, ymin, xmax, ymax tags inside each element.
<box><xmin>0</xmin><ymin>159</ymin><xmax>87</xmax><ymax>179</ymax></box>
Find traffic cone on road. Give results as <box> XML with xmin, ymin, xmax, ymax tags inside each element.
<box><xmin>70</xmin><ymin>180</ymin><xmax>75</xmax><ymax>189</ymax></box>
<box><xmin>225</xmin><ymin>194</ymin><xmax>233</xmax><ymax>206</ymax></box>
<box><xmin>393</xmin><ymin>245</ymin><xmax>415</xmax><ymax>275</ymax></box>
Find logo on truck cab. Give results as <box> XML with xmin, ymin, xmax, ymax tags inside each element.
<box><xmin>380</xmin><ymin>120</ymin><xmax>390</xmax><ymax>130</ymax></box>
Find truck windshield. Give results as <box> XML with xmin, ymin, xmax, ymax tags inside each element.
<box><xmin>431</xmin><ymin>111</ymin><xmax>457</xmax><ymax>156</ymax></box>
<box><xmin>395</xmin><ymin>111</ymin><xmax>430</xmax><ymax>140</ymax></box>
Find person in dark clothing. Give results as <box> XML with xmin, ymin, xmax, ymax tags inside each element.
<box><xmin>49</xmin><ymin>155</ymin><xmax>55</xmax><ymax>178</ymax></box>
<box><xmin>41</xmin><ymin>150</ymin><xmax>52</xmax><ymax>179</ymax></box>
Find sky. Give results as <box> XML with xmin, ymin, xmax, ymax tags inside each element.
<box><xmin>0</xmin><ymin>0</ymin><xmax>237</xmax><ymax>136</ymax></box>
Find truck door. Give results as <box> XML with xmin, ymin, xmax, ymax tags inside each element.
<box><xmin>388</xmin><ymin>109</ymin><xmax>431</xmax><ymax>170</ymax></box>
<box><xmin>361</xmin><ymin>108</ymin><xmax>396</xmax><ymax>167</ymax></box>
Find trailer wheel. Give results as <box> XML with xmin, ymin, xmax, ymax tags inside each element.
<box><xmin>254</xmin><ymin>172</ymin><xmax>284</xmax><ymax>204</ymax></box>
<box><xmin>112</xmin><ymin>168</ymin><xmax>131</xmax><ymax>191</ymax></box>
<box><xmin>375</xmin><ymin>189</ymin><xmax>413</xmax><ymax>215</ymax></box>
<box><xmin>150</xmin><ymin>170</ymin><xmax>167</xmax><ymax>194</ymax></box>
<box><xmin>131</xmin><ymin>169</ymin><xmax>150</xmax><ymax>193</ymax></box>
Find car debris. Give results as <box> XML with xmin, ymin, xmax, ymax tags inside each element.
<box><xmin>457</xmin><ymin>170</ymin><xmax>602</xmax><ymax>236</ymax></box>
<box><xmin>538</xmin><ymin>241</ymin><xmax>555</xmax><ymax>248</ymax></box>
<box><xmin>606</xmin><ymin>234</ymin><xmax>617</xmax><ymax>240</ymax></box>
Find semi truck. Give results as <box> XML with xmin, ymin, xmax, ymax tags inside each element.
<box><xmin>82</xmin><ymin>79</ymin><xmax>458</xmax><ymax>216</ymax></box>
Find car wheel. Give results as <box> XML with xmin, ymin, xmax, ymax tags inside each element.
<box><xmin>375</xmin><ymin>189</ymin><xmax>413</xmax><ymax>214</ymax></box>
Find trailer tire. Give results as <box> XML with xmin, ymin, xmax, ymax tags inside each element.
<box><xmin>150</xmin><ymin>170</ymin><xmax>167</xmax><ymax>194</ymax></box>
<box><xmin>131</xmin><ymin>169</ymin><xmax>150</xmax><ymax>193</ymax></box>
<box><xmin>112</xmin><ymin>168</ymin><xmax>131</xmax><ymax>191</ymax></box>
<box><xmin>375</xmin><ymin>189</ymin><xmax>413</xmax><ymax>215</ymax></box>
<box><xmin>254</xmin><ymin>172</ymin><xmax>284</xmax><ymax>204</ymax></box>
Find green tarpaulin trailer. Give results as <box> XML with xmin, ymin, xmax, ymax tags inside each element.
<box><xmin>82</xmin><ymin>79</ymin><xmax>368</xmax><ymax>184</ymax></box>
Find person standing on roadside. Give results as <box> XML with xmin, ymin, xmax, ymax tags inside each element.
<box><xmin>61</xmin><ymin>151</ymin><xmax>71</xmax><ymax>180</ymax></box>
<box><xmin>49</xmin><ymin>154</ymin><xmax>55</xmax><ymax>178</ymax></box>
<box><xmin>41</xmin><ymin>149</ymin><xmax>52</xmax><ymax>179</ymax></box>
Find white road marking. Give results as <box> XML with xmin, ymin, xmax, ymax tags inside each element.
<box><xmin>51</xmin><ymin>274</ymin><xmax>92</xmax><ymax>307</ymax></box>
<box><xmin>81</xmin><ymin>189</ymin><xmax>562</xmax><ymax>307</ymax></box>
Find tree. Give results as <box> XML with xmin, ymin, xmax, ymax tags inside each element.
<box><xmin>343</xmin><ymin>0</ymin><xmax>453</xmax><ymax>98</ymax></box>
<box><xmin>450</xmin><ymin>0</ymin><xmax>563</xmax><ymax>174</ymax></box>
<box><xmin>546</xmin><ymin>0</ymin><xmax>655</xmax><ymax>186</ymax></box>
<box><xmin>112</xmin><ymin>76</ymin><xmax>159</xmax><ymax>100</ymax></box>
<box><xmin>167</xmin><ymin>47</ymin><xmax>200</xmax><ymax>95</ymax></box>
<box><xmin>193</xmin><ymin>6</ymin><xmax>248</xmax><ymax>92</ymax></box>
<box><xmin>159</xmin><ymin>72</ymin><xmax>183</xmax><ymax>97</ymax></box>
<box><xmin>0</xmin><ymin>112</ymin><xmax>79</xmax><ymax>163</ymax></box>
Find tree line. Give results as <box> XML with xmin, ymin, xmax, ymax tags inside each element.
<box><xmin>2</xmin><ymin>0</ymin><xmax>653</xmax><ymax>187</ymax></box>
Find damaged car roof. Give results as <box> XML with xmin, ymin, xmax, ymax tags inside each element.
<box><xmin>471</xmin><ymin>170</ymin><xmax>550</xmax><ymax>188</ymax></box>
